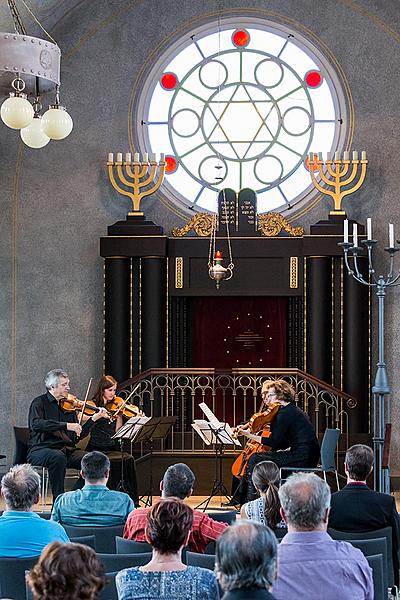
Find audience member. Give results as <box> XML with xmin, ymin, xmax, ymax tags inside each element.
<box><xmin>124</xmin><ymin>463</ymin><xmax>227</xmax><ymax>552</ymax></box>
<box><xmin>215</xmin><ymin>520</ymin><xmax>278</xmax><ymax>599</ymax></box>
<box><xmin>116</xmin><ymin>499</ymin><xmax>219</xmax><ymax>600</ymax></box>
<box><xmin>272</xmin><ymin>472</ymin><xmax>373</xmax><ymax>600</ymax></box>
<box><xmin>329</xmin><ymin>443</ymin><xmax>399</xmax><ymax>586</ymax></box>
<box><xmin>240</xmin><ymin>461</ymin><xmax>285</xmax><ymax>529</ymax></box>
<box><xmin>51</xmin><ymin>450</ymin><xmax>134</xmax><ymax>525</ymax></box>
<box><xmin>27</xmin><ymin>541</ymin><xmax>106</xmax><ymax>600</ymax></box>
<box><xmin>0</xmin><ymin>464</ymin><xmax>68</xmax><ymax>557</ymax></box>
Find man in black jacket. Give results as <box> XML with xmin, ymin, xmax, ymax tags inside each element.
<box><xmin>329</xmin><ymin>443</ymin><xmax>400</xmax><ymax>587</ymax></box>
<box><xmin>28</xmin><ymin>369</ymin><xmax>108</xmax><ymax>500</ymax></box>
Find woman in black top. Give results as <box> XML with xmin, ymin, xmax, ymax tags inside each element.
<box><xmin>87</xmin><ymin>375</ymin><xmax>139</xmax><ymax>504</ymax></box>
<box><xmin>237</xmin><ymin>379</ymin><xmax>320</xmax><ymax>502</ymax></box>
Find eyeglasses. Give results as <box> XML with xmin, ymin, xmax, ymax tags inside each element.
<box><xmin>262</xmin><ymin>391</ymin><xmax>277</xmax><ymax>398</ymax></box>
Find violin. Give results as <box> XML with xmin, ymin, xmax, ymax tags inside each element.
<box><xmin>105</xmin><ymin>396</ymin><xmax>144</xmax><ymax>421</ymax></box>
<box><xmin>60</xmin><ymin>394</ymin><xmax>110</xmax><ymax>418</ymax></box>
<box><xmin>231</xmin><ymin>401</ymin><xmax>281</xmax><ymax>479</ymax></box>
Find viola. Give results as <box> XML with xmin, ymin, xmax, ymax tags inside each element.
<box><xmin>105</xmin><ymin>395</ymin><xmax>145</xmax><ymax>421</ymax></box>
<box><xmin>60</xmin><ymin>394</ymin><xmax>109</xmax><ymax>418</ymax></box>
<box><xmin>231</xmin><ymin>402</ymin><xmax>281</xmax><ymax>479</ymax></box>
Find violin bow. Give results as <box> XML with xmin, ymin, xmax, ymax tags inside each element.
<box><xmin>112</xmin><ymin>382</ymin><xmax>141</xmax><ymax>420</ymax></box>
<box><xmin>78</xmin><ymin>377</ymin><xmax>93</xmax><ymax>425</ymax></box>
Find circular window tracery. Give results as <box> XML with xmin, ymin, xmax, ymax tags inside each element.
<box><xmin>134</xmin><ymin>17</ymin><xmax>350</xmax><ymax>215</ymax></box>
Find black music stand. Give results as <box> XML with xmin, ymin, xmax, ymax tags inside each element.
<box><xmin>126</xmin><ymin>416</ymin><xmax>177</xmax><ymax>507</ymax></box>
<box><xmin>192</xmin><ymin>415</ymin><xmax>239</xmax><ymax>511</ymax></box>
<box><xmin>111</xmin><ymin>416</ymin><xmax>148</xmax><ymax>494</ymax></box>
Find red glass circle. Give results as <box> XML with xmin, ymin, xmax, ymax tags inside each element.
<box><xmin>165</xmin><ymin>155</ymin><xmax>177</xmax><ymax>174</ymax></box>
<box><xmin>305</xmin><ymin>70</ymin><xmax>323</xmax><ymax>88</ymax></box>
<box><xmin>232</xmin><ymin>29</ymin><xmax>250</xmax><ymax>48</ymax></box>
<box><xmin>160</xmin><ymin>72</ymin><xmax>178</xmax><ymax>90</ymax></box>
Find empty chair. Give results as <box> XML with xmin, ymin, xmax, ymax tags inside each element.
<box><xmin>69</xmin><ymin>534</ymin><xmax>96</xmax><ymax>550</ymax></box>
<box><xmin>0</xmin><ymin>555</ymin><xmax>39</xmax><ymax>599</ymax></box>
<box><xmin>116</xmin><ymin>536</ymin><xmax>152</xmax><ymax>554</ymax></box>
<box><xmin>366</xmin><ymin>554</ymin><xmax>385</xmax><ymax>600</ymax></box>
<box><xmin>186</xmin><ymin>551</ymin><xmax>215</xmax><ymax>570</ymax></box>
<box><xmin>98</xmin><ymin>571</ymin><xmax>118</xmax><ymax>600</ymax></box>
<box><xmin>97</xmin><ymin>552</ymin><xmax>152</xmax><ymax>573</ymax></box>
<box><xmin>328</xmin><ymin>527</ymin><xmax>394</xmax><ymax>589</ymax></box>
<box><xmin>280</xmin><ymin>428</ymin><xmax>340</xmax><ymax>490</ymax></box>
<box><xmin>206</xmin><ymin>511</ymin><xmax>237</xmax><ymax>525</ymax></box>
<box><xmin>273</xmin><ymin>526</ymin><xmax>288</xmax><ymax>540</ymax></box>
<box><xmin>63</xmin><ymin>524</ymin><xmax>124</xmax><ymax>553</ymax></box>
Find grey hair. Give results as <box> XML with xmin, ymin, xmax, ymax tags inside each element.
<box><xmin>215</xmin><ymin>521</ymin><xmax>277</xmax><ymax>592</ymax></box>
<box><xmin>44</xmin><ymin>369</ymin><xmax>68</xmax><ymax>390</ymax></box>
<box><xmin>278</xmin><ymin>472</ymin><xmax>331</xmax><ymax>529</ymax></box>
<box><xmin>1</xmin><ymin>464</ymin><xmax>40</xmax><ymax>510</ymax></box>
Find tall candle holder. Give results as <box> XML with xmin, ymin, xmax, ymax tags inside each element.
<box><xmin>339</xmin><ymin>219</ymin><xmax>398</xmax><ymax>493</ymax></box>
<box><xmin>107</xmin><ymin>152</ymin><xmax>165</xmax><ymax>215</ymax></box>
<box><xmin>309</xmin><ymin>150</ymin><xmax>368</xmax><ymax>215</ymax></box>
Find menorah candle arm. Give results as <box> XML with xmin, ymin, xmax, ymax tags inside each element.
<box><xmin>140</xmin><ymin>162</ymin><xmax>158</xmax><ymax>187</ymax></box>
<box><xmin>108</xmin><ymin>165</ymin><xmax>135</xmax><ymax>203</ymax></box>
<box><xmin>310</xmin><ymin>167</ymin><xmax>337</xmax><ymax>200</ymax></box>
<box><xmin>125</xmin><ymin>163</ymin><xmax>148</xmax><ymax>181</ymax></box>
<box><xmin>325</xmin><ymin>161</ymin><xmax>340</xmax><ymax>180</ymax></box>
<box><xmin>340</xmin><ymin>162</ymin><xmax>368</xmax><ymax>198</ymax></box>
<box><xmin>117</xmin><ymin>164</ymin><xmax>138</xmax><ymax>189</ymax></box>
<box><xmin>138</xmin><ymin>164</ymin><xmax>166</xmax><ymax>199</ymax></box>
<box><xmin>337</xmin><ymin>162</ymin><xmax>350</xmax><ymax>179</ymax></box>
<box><xmin>337</xmin><ymin>161</ymin><xmax>359</xmax><ymax>187</ymax></box>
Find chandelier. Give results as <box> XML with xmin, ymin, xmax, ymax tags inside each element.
<box><xmin>0</xmin><ymin>0</ymin><xmax>73</xmax><ymax>148</ymax></box>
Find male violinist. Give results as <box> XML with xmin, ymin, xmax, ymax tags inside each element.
<box><xmin>235</xmin><ymin>379</ymin><xmax>320</xmax><ymax>502</ymax></box>
<box><xmin>28</xmin><ymin>369</ymin><xmax>109</xmax><ymax>501</ymax></box>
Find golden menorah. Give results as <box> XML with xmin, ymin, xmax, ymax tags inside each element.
<box><xmin>107</xmin><ymin>151</ymin><xmax>166</xmax><ymax>215</ymax></box>
<box><xmin>308</xmin><ymin>150</ymin><xmax>368</xmax><ymax>215</ymax></box>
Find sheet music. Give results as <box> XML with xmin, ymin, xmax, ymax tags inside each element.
<box><xmin>199</xmin><ymin>402</ymin><xmax>223</xmax><ymax>427</ymax></box>
<box><xmin>195</xmin><ymin>406</ymin><xmax>241</xmax><ymax>447</ymax></box>
<box><xmin>192</xmin><ymin>420</ymin><xmax>215</xmax><ymax>445</ymax></box>
<box><xmin>117</xmin><ymin>415</ymin><xmax>150</xmax><ymax>437</ymax></box>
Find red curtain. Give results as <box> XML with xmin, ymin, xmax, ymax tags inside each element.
<box><xmin>192</xmin><ymin>297</ymin><xmax>287</xmax><ymax>368</ymax></box>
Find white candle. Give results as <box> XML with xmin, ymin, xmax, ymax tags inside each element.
<box><xmin>389</xmin><ymin>223</ymin><xmax>395</xmax><ymax>248</ymax></box>
<box><xmin>150</xmin><ymin>153</ymin><xmax>156</xmax><ymax>161</ymax></box>
<box><xmin>343</xmin><ymin>151</ymin><xmax>349</xmax><ymax>160</ymax></box>
<box><xmin>318</xmin><ymin>152</ymin><xmax>323</xmax><ymax>160</ymax></box>
<box><xmin>361</xmin><ymin>150</ymin><xmax>367</xmax><ymax>160</ymax></box>
<box><xmin>143</xmin><ymin>152</ymin><xmax>148</xmax><ymax>162</ymax></box>
<box><xmin>344</xmin><ymin>219</ymin><xmax>349</xmax><ymax>243</ymax></box>
<box><xmin>353</xmin><ymin>223</ymin><xmax>358</xmax><ymax>247</ymax></box>
<box><xmin>108</xmin><ymin>153</ymin><xmax>113</xmax><ymax>163</ymax></box>
<box><xmin>366</xmin><ymin>217</ymin><xmax>372</xmax><ymax>241</ymax></box>
<box><xmin>309</xmin><ymin>152</ymin><xmax>314</xmax><ymax>161</ymax></box>
<box><xmin>352</xmin><ymin>151</ymin><xmax>358</xmax><ymax>160</ymax></box>
<box><xmin>125</xmin><ymin>152</ymin><xmax>131</xmax><ymax>162</ymax></box>
<box><xmin>134</xmin><ymin>153</ymin><xmax>139</xmax><ymax>162</ymax></box>
<box><xmin>116</xmin><ymin>152</ymin><xmax>122</xmax><ymax>163</ymax></box>
<box><xmin>160</xmin><ymin>153</ymin><xmax>165</xmax><ymax>161</ymax></box>
<box><xmin>335</xmin><ymin>151</ymin><xmax>340</xmax><ymax>160</ymax></box>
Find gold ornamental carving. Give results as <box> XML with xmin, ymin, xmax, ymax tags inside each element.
<box><xmin>258</xmin><ymin>213</ymin><xmax>304</xmax><ymax>237</ymax></box>
<box><xmin>172</xmin><ymin>213</ymin><xmax>214</xmax><ymax>237</ymax></box>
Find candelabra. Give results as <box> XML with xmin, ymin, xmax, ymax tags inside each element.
<box><xmin>339</xmin><ymin>218</ymin><xmax>398</xmax><ymax>493</ymax></box>
<box><xmin>308</xmin><ymin>150</ymin><xmax>368</xmax><ymax>214</ymax></box>
<box><xmin>107</xmin><ymin>152</ymin><xmax>165</xmax><ymax>215</ymax></box>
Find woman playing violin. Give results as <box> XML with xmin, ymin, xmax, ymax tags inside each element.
<box><xmin>236</xmin><ymin>379</ymin><xmax>319</xmax><ymax>502</ymax></box>
<box><xmin>86</xmin><ymin>375</ymin><xmax>139</xmax><ymax>504</ymax></box>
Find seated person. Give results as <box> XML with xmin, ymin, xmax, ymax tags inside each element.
<box><xmin>124</xmin><ymin>463</ymin><xmax>227</xmax><ymax>553</ymax></box>
<box><xmin>215</xmin><ymin>521</ymin><xmax>278</xmax><ymax>600</ymax></box>
<box><xmin>51</xmin><ymin>450</ymin><xmax>134</xmax><ymax>526</ymax></box>
<box><xmin>240</xmin><ymin>461</ymin><xmax>285</xmax><ymax>529</ymax></box>
<box><xmin>0</xmin><ymin>464</ymin><xmax>68</xmax><ymax>557</ymax></box>
<box><xmin>272</xmin><ymin>472</ymin><xmax>373</xmax><ymax>600</ymax></box>
<box><xmin>329</xmin><ymin>443</ymin><xmax>400</xmax><ymax>587</ymax></box>
<box><xmin>27</xmin><ymin>541</ymin><xmax>106</xmax><ymax>600</ymax></box>
<box><xmin>116</xmin><ymin>498</ymin><xmax>219</xmax><ymax>600</ymax></box>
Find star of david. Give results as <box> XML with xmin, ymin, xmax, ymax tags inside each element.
<box><xmin>203</xmin><ymin>83</ymin><xmax>280</xmax><ymax>160</ymax></box>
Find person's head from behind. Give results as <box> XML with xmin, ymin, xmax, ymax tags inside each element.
<box><xmin>161</xmin><ymin>463</ymin><xmax>195</xmax><ymax>499</ymax></box>
<box><xmin>1</xmin><ymin>464</ymin><xmax>40</xmax><ymax>511</ymax></box>
<box><xmin>81</xmin><ymin>451</ymin><xmax>110</xmax><ymax>485</ymax></box>
<box><xmin>27</xmin><ymin>541</ymin><xmax>105</xmax><ymax>600</ymax></box>
<box><xmin>252</xmin><ymin>461</ymin><xmax>281</xmax><ymax>528</ymax></box>
<box><xmin>215</xmin><ymin>521</ymin><xmax>277</xmax><ymax>592</ymax></box>
<box><xmin>146</xmin><ymin>498</ymin><xmax>194</xmax><ymax>554</ymax></box>
<box><xmin>345</xmin><ymin>444</ymin><xmax>373</xmax><ymax>482</ymax></box>
<box><xmin>279</xmin><ymin>472</ymin><xmax>330</xmax><ymax>532</ymax></box>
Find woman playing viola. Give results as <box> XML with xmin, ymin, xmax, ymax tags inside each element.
<box><xmin>86</xmin><ymin>375</ymin><xmax>139</xmax><ymax>504</ymax></box>
<box><xmin>237</xmin><ymin>379</ymin><xmax>320</xmax><ymax>502</ymax></box>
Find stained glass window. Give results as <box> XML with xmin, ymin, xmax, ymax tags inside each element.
<box><xmin>137</xmin><ymin>18</ymin><xmax>348</xmax><ymax>214</ymax></box>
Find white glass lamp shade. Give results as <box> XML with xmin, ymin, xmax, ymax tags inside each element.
<box><xmin>42</xmin><ymin>105</ymin><xmax>73</xmax><ymax>140</ymax></box>
<box><xmin>20</xmin><ymin>116</ymin><xmax>50</xmax><ymax>148</ymax></box>
<box><xmin>1</xmin><ymin>95</ymin><xmax>34</xmax><ymax>129</ymax></box>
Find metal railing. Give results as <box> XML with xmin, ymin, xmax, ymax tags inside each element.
<box><xmin>119</xmin><ymin>368</ymin><xmax>356</xmax><ymax>455</ymax></box>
